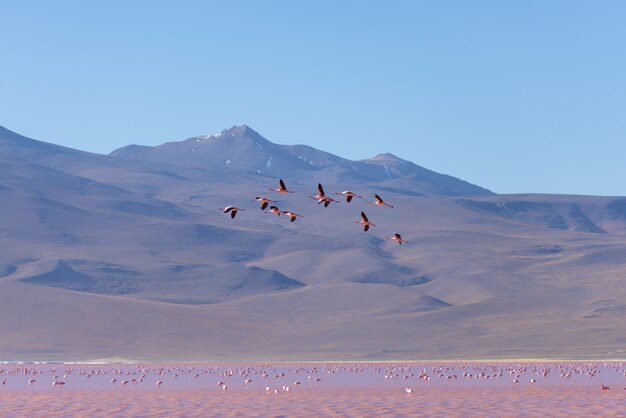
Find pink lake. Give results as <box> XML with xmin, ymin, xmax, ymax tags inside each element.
<box><xmin>1</xmin><ymin>362</ymin><xmax>624</xmax><ymax>417</ymax></box>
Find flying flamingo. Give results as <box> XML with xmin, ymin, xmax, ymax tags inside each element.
<box><xmin>385</xmin><ymin>233</ymin><xmax>408</xmax><ymax>244</ymax></box>
<box><xmin>309</xmin><ymin>183</ymin><xmax>339</xmax><ymax>207</ymax></box>
<box><xmin>368</xmin><ymin>193</ymin><xmax>394</xmax><ymax>208</ymax></box>
<box><xmin>282</xmin><ymin>211</ymin><xmax>303</xmax><ymax>222</ymax></box>
<box><xmin>265</xmin><ymin>205</ymin><xmax>283</xmax><ymax>216</ymax></box>
<box><xmin>218</xmin><ymin>206</ymin><xmax>245</xmax><ymax>219</ymax></box>
<box><xmin>356</xmin><ymin>211</ymin><xmax>376</xmax><ymax>231</ymax></box>
<box><xmin>252</xmin><ymin>197</ymin><xmax>277</xmax><ymax>210</ymax></box>
<box><xmin>269</xmin><ymin>179</ymin><xmax>294</xmax><ymax>194</ymax></box>
<box><xmin>333</xmin><ymin>190</ymin><xmax>362</xmax><ymax>203</ymax></box>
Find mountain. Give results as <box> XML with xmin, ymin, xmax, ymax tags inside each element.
<box><xmin>110</xmin><ymin>125</ymin><xmax>492</xmax><ymax>196</ymax></box>
<box><xmin>1</xmin><ymin>124</ymin><xmax>626</xmax><ymax>362</ymax></box>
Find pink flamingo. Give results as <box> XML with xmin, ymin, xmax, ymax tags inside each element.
<box><xmin>265</xmin><ymin>205</ymin><xmax>283</xmax><ymax>216</ymax></box>
<box><xmin>368</xmin><ymin>193</ymin><xmax>394</xmax><ymax>208</ymax></box>
<box><xmin>282</xmin><ymin>211</ymin><xmax>303</xmax><ymax>222</ymax></box>
<box><xmin>218</xmin><ymin>206</ymin><xmax>245</xmax><ymax>219</ymax></box>
<box><xmin>356</xmin><ymin>211</ymin><xmax>376</xmax><ymax>231</ymax></box>
<box><xmin>333</xmin><ymin>190</ymin><xmax>362</xmax><ymax>203</ymax></box>
<box><xmin>385</xmin><ymin>233</ymin><xmax>407</xmax><ymax>244</ymax></box>
<box><xmin>269</xmin><ymin>179</ymin><xmax>294</xmax><ymax>194</ymax></box>
<box><xmin>309</xmin><ymin>183</ymin><xmax>339</xmax><ymax>207</ymax></box>
<box><xmin>252</xmin><ymin>197</ymin><xmax>277</xmax><ymax>210</ymax></box>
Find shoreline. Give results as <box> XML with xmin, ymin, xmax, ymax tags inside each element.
<box><xmin>3</xmin><ymin>358</ymin><xmax>626</xmax><ymax>365</ymax></box>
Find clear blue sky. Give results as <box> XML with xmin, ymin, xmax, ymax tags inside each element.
<box><xmin>2</xmin><ymin>1</ymin><xmax>625</xmax><ymax>195</ymax></box>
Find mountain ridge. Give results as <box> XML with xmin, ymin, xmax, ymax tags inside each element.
<box><xmin>108</xmin><ymin>124</ymin><xmax>493</xmax><ymax>196</ymax></box>
<box><xmin>1</xmin><ymin>124</ymin><xmax>625</xmax><ymax>361</ymax></box>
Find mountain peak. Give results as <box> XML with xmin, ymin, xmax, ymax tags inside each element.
<box><xmin>368</xmin><ymin>153</ymin><xmax>404</xmax><ymax>162</ymax></box>
<box><xmin>225</xmin><ymin>124</ymin><xmax>253</xmax><ymax>135</ymax></box>
<box><xmin>193</xmin><ymin>124</ymin><xmax>264</xmax><ymax>142</ymax></box>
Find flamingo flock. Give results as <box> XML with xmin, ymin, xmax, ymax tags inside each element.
<box><xmin>3</xmin><ymin>363</ymin><xmax>624</xmax><ymax>417</ymax></box>
<box><xmin>219</xmin><ymin>179</ymin><xmax>406</xmax><ymax>244</ymax></box>
<box><xmin>1</xmin><ymin>362</ymin><xmax>624</xmax><ymax>394</ymax></box>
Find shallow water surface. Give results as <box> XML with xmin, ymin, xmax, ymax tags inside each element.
<box><xmin>1</xmin><ymin>362</ymin><xmax>624</xmax><ymax>417</ymax></box>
